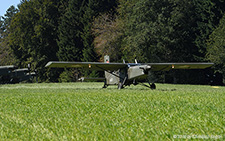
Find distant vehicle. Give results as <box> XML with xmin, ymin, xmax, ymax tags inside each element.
<box><xmin>45</xmin><ymin>56</ymin><xmax>213</xmax><ymax>89</ymax></box>
<box><xmin>0</xmin><ymin>65</ymin><xmax>36</xmax><ymax>84</ymax></box>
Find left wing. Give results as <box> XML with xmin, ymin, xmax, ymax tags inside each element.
<box><xmin>145</xmin><ymin>63</ymin><xmax>214</xmax><ymax>71</ymax></box>
<box><xmin>45</xmin><ymin>61</ymin><xmax>127</xmax><ymax>71</ymax></box>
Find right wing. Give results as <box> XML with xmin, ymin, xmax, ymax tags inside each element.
<box><xmin>146</xmin><ymin>63</ymin><xmax>214</xmax><ymax>71</ymax></box>
<box><xmin>45</xmin><ymin>61</ymin><xmax>127</xmax><ymax>71</ymax></box>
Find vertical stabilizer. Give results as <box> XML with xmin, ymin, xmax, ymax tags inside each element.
<box><xmin>104</xmin><ymin>55</ymin><xmax>110</xmax><ymax>63</ymax></box>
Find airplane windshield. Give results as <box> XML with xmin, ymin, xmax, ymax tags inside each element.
<box><xmin>127</xmin><ymin>63</ymin><xmax>140</xmax><ymax>67</ymax></box>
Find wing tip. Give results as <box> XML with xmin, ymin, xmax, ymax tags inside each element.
<box><xmin>45</xmin><ymin>62</ymin><xmax>53</xmax><ymax>67</ymax></box>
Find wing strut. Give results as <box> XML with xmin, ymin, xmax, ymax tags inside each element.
<box><xmin>96</xmin><ymin>65</ymin><xmax>128</xmax><ymax>89</ymax></box>
<box><xmin>95</xmin><ymin>65</ymin><xmax>124</xmax><ymax>79</ymax></box>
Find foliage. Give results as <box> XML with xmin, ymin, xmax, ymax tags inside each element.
<box><xmin>192</xmin><ymin>0</ymin><xmax>224</xmax><ymax>61</ymax></box>
<box><xmin>80</xmin><ymin>0</ymin><xmax>98</xmax><ymax>62</ymax></box>
<box><xmin>57</xmin><ymin>0</ymin><xmax>84</xmax><ymax>62</ymax></box>
<box><xmin>0</xmin><ymin>6</ymin><xmax>18</xmax><ymax>66</ymax></box>
<box><xmin>0</xmin><ymin>6</ymin><xmax>18</xmax><ymax>35</ymax></box>
<box><xmin>116</xmin><ymin>0</ymin><xmax>224</xmax><ymax>63</ymax></box>
<box><xmin>57</xmin><ymin>0</ymin><xmax>118</xmax><ymax>62</ymax></box>
<box><xmin>8</xmin><ymin>0</ymin><xmax>62</xmax><ymax>81</ymax></box>
<box><xmin>0</xmin><ymin>83</ymin><xmax>224</xmax><ymax>140</ymax></box>
<box><xmin>92</xmin><ymin>13</ymin><xmax>124</xmax><ymax>62</ymax></box>
<box><xmin>58</xmin><ymin>69</ymin><xmax>81</xmax><ymax>82</ymax></box>
<box><xmin>207</xmin><ymin>13</ymin><xmax>225</xmax><ymax>82</ymax></box>
<box><xmin>0</xmin><ymin>40</ymin><xmax>16</xmax><ymax>66</ymax></box>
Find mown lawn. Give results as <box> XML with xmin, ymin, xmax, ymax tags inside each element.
<box><xmin>0</xmin><ymin>83</ymin><xmax>224</xmax><ymax>140</ymax></box>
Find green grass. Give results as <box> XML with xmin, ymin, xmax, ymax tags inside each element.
<box><xmin>0</xmin><ymin>83</ymin><xmax>224</xmax><ymax>140</ymax></box>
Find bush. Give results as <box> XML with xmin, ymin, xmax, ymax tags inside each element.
<box><xmin>58</xmin><ymin>69</ymin><xmax>81</xmax><ymax>82</ymax></box>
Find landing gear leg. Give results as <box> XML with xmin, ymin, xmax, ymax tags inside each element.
<box><xmin>102</xmin><ymin>80</ymin><xmax>108</xmax><ymax>88</ymax></box>
<box><xmin>118</xmin><ymin>77</ymin><xmax>127</xmax><ymax>89</ymax></box>
<box><xmin>118</xmin><ymin>82</ymin><xmax>124</xmax><ymax>89</ymax></box>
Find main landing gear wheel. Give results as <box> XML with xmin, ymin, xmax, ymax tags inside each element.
<box><xmin>150</xmin><ymin>83</ymin><xmax>156</xmax><ymax>90</ymax></box>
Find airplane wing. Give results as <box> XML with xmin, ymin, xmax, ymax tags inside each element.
<box><xmin>46</xmin><ymin>61</ymin><xmax>213</xmax><ymax>71</ymax></box>
<box><xmin>45</xmin><ymin>61</ymin><xmax>127</xmax><ymax>71</ymax></box>
<box><xmin>0</xmin><ymin>65</ymin><xmax>17</xmax><ymax>75</ymax></box>
<box><xmin>0</xmin><ymin>65</ymin><xmax>16</xmax><ymax>70</ymax></box>
<box><xmin>146</xmin><ymin>63</ymin><xmax>214</xmax><ymax>71</ymax></box>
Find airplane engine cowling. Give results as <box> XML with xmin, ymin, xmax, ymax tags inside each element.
<box><xmin>128</xmin><ymin>65</ymin><xmax>150</xmax><ymax>80</ymax></box>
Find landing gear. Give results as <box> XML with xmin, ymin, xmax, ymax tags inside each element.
<box><xmin>118</xmin><ymin>77</ymin><xmax>127</xmax><ymax>89</ymax></box>
<box><xmin>133</xmin><ymin>79</ymin><xmax>138</xmax><ymax>85</ymax></box>
<box><xmin>147</xmin><ymin>79</ymin><xmax>156</xmax><ymax>90</ymax></box>
<box><xmin>150</xmin><ymin>83</ymin><xmax>156</xmax><ymax>90</ymax></box>
<box><xmin>118</xmin><ymin>82</ymin><xmax>124</xmax><ymax>89</ymax></box>
<box><xmin>102</xmin><ymin>79</ymin><xmax>108</xmax><ymax>88</ymax></box>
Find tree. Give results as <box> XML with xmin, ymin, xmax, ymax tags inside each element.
<box><xmin>207</xmin><ymin>13</ymin><xmax>225</xmax><ymax>84</ymax></box>
<box><xmin>118</xmin><ymin>0</ymin><xmax>196</xmax><ymax>62</ymax></box>
<box><xmin>57</xmin><ymin>0</ymin><xmax>84</xmax><ymax>62</ymax></box>
<box><xmin>115</xmin><ymin>0</ymin><xmax>225</xmax><ymax>84</ymax></box>
<box><xmin>58</xmin><ymin>0</ymin><xmax>118</xmax><ymax>62</ymax></box>
<box><xmin>117</xmin><ymin>0</ymin><xmax>225</xmax><ymax>62</ymax></box>
<box><xmin>81</xmin><ymin>0</ymin><xmax>118</xmax><ymax>62</ymax></box>
<box><xmin>9</xmin><ymin>0</ymin><xmax>63</xmax><ymax>82</ymax></box>
<box><xmin>81</xmin><ymin>0</ymin><xmax>97</xmax><ymax>62</ymax></box>
<box><xmin>92</xmin><ymin>13</ymin><xmax>123</xmax><ymax>62</ymax></box>
<box><xmin>192</xmin><ymin>0</ymin><xmax>223</xmax><ymax>61</ymax></box>
<box><xmin>0</xmin><ymin>6</ymin><xmax>18</xmax><ymax>66</ymax></box>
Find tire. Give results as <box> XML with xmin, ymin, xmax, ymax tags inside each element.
<box><xmin>150</xmin><ymin>83</ymin><xmax>156</xmax><ymax>89</ymax></box>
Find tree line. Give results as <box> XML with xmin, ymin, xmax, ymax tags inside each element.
<box><xmin>0</xmin><ymin>0</ymin><xmax>225</xmax><ymax>84</ymax></box>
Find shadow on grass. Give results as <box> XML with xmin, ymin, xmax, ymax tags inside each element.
<box><xmin>101</xmin><ymin>87</ymin><xmax>177</xmax><ymax>91</ymax></box>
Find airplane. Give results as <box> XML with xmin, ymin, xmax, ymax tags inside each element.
<box><xmin>0</xmin><ymin>65</ymin><xmax>36</xmax><ymax>84</ymax></box>
<box><xmin>11</xmin><ymin>68</ymin><xmax>36</xmax><ymax>83</ymax></box>
<box><xmin>45</xmin><ymin>55</ymin><xmax>214</xmax><ymax>89</ymax></box>
<box><xmin>0</xmin><ymin>65</ymin><xmax>16</xmax><ymax>84</ymax></box>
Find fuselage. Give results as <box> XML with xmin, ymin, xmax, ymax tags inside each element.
<box><xmin>104</xmin><ymin>63</ymin><xmax>151</xmax><ymax>87</ymax></box>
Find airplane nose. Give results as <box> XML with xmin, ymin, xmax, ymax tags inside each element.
<box><xmin>139</xmin><ymin>65</ymin><xmax>151</xmax><ymax>71</ymax></box>
<box><xmin>146</xmin><ymin>65</ymin><xmax>151</xmax><ymax>70</ymax></box>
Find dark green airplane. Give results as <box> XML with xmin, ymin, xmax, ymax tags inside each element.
<box><xmin>0</xmin><ymin>65</ymin><xmax>36</xmax><ymax>84</ymax></box>
<box><xmin>45</xmin><ymin>56</ymin><xmax>213</xmax><ymax>89</ymax></box>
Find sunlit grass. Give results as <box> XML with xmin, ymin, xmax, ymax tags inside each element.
<box><xmin>0</xmin><ymin>83</ymin><xmax>224</xmax><ymax>140</ymax></box>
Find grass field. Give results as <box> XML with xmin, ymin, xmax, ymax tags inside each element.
<box><xmin>0</xmin><ymin>82</ymin><xmax>224</xmax><ymax>140</ymax></box>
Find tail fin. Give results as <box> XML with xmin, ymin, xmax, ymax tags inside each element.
<box><xmin>135</xmin><ymin>59</ymin><xmax>138</xmax><ymax>64</ymax></box>
<box><xmin>104</xmin><ymin>55</ymin><xmax>110</xmax><ymax>63</ymax></box>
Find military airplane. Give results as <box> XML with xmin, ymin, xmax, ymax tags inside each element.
<box><xmin>45</xmin><ymin>56</ymin><xmax>214</xmax><ymax>89</ymax></box>
<box><xmin>0</xmin><ymin>65</ymin><xmax>36</xmax><ymax>84</ymax></box>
